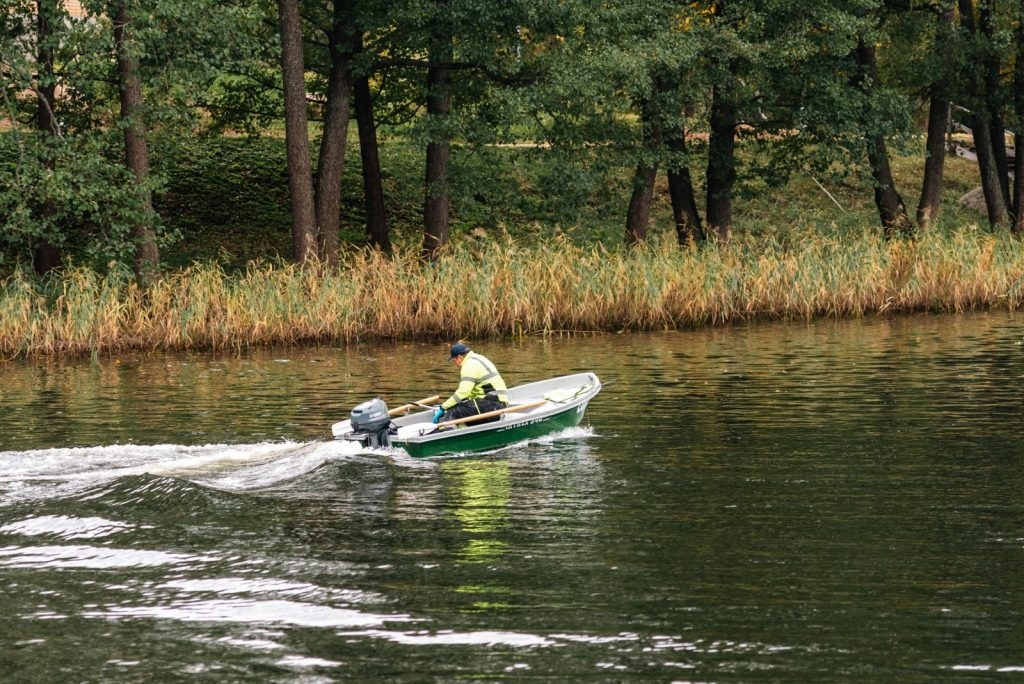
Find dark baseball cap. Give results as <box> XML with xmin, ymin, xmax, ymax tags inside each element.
<box><xmin>448</xmin><ymin>343</ymin><xmax>470</xmax><ymax>360</ymax></box>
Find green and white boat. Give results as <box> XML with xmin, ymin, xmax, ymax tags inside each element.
<box><xmin>332</xmin><ymin>372</ymin><xmax>602</xmax><ymax>458</ymax></box>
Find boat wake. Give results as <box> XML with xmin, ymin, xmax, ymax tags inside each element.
<box><xmin>0</xmin><ymin>439</ymin><xmax>370</xmax><ymax>507</ymax></box>
<box><xmin>0</xmin><ymin>424</ymin><xmax>598</xmax><ymax>506</ymax></box>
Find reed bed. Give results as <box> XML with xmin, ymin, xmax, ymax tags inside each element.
<box><xmin>1</xmin><ymin>229</ymin><xmax>1022</xmax><ymax>358</ymax></box>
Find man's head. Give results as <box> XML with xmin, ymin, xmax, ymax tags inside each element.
<box><xmin>448</xmin><ymin>343</ymin><xmax>470</xmax><ymax>364</ymax></box>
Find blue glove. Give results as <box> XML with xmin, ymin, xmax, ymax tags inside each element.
<box><xmin>432</xmin><ymin>407</ymin><xmax>444</xmax><ymax>424</ymax></box>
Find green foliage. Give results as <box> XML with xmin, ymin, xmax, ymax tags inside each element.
<box><xmin>1</xmin><ymin>0</ymin><xmax>269</xmax><ymax>274</ymax></box>
<box><xmin>151</xmin><ymin>135</ymin><xmax>294</xmax><ymax>267</ymax></box>
<box><xmin>0</xmin><ymin>131</ymin><xmax>175</xmax><ymax>271</ymax></box>
<box><xmin>2</xmin><ymin>0</ymin><xmax>1023</xmax><ymax>277</ymax></box>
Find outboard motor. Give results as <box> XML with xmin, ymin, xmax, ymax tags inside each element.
<box><xmin>344</xmin><ymin>398</ymin><xmax>393</xmax><ymax>448</ymax></box>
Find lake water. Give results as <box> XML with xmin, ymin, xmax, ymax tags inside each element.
<box><xmin>1</xmin><ymin>313</ymin><xmax>1022</xmax><ymax>681</ymax></box>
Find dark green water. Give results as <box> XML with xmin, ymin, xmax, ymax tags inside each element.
<box><xmin>1</xmin><ymin>313</ymin><xmax>1022</xmax><ymax>681</ymax></box>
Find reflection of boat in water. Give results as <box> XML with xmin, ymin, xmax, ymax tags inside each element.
<box><xmin>332</xmin><ymin>373</ymin><xmax>602</xmax><ymax>459</ymax></box>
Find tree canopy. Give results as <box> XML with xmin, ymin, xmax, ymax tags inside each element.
<box><xmin>2</xmin><ymin>0</ymin><xmax>1023</xmax><ymax>275</ymax></box>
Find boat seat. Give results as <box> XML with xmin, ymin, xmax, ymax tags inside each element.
<box><xmin>395</xmin><ymin>424</ymin><xmax>433</xmax><ymax>440</ymax></box>
<box><xmin>541</xmin><ymin>388</ymin><xmax>582</xmax><ymax>403</ymax></box>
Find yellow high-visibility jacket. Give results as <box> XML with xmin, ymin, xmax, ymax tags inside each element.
<box><xmin>442</xmin><ymin>351</ymin><xmax>509</xmax><ymax>409</ymax></box>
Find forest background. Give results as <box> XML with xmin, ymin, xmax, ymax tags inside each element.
<box><xmin>1</xmin><ymin>0</ymin><xmax>1024</xmax><ymax>357</ymax></box>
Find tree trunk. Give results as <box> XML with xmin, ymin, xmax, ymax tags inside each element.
<box><xmin>625</xmin><ymin>164</ymin><xmax>658</xmax><ymax>245</ymax></box>
<box><xmin>916</xmin><ymin>3</ymin><xmax>955</xmax><ymax>231</ymax></box>
<box><xmin>969</xmin><ymin>116</ymin><xmax>1008</xmax><ymax>227</ymax></box>
<box><xmin>422</xmin><ymin>29</ymin><xmax>453</xmax><ymax>260</ymax></box>
<box><xmin>354</xmin><ymin>58</ymin><xmax>391</xmax><ymax>250</ymax></box>
<box><xmin>980</xmin><ymin>0</ymin><xmax>1011</xmax><ymax>208</ymax></box>
<box><xmin>314</xmin><ymin>0</ymin><xmax>356</xmax><ymax>268</ymax></box>
<box><xmin>916</xmin><ymin>95</ymin><xmax>949</xmax><ymax>230</ymax></box>
<box><xmin>278</xmin><ymin>0</ymin><xmax>318</xmax><ymax>263</ymax></box>
<box><xmin>35</xmin><ymin>0</ymin><xmax>58</xmax><ymax>138</ymax></box>
<box><xmin>625</xmin><ymin>95</ymin><xmax>662</xmax><ymax>245</ymax></box>
<box><xmin>113</xmin><ymin>0</ymin><xmax>159</xmax><ymax>284</ymax></box>
<box><xmin>866</xmin><ymin>133</ymin><xmax>911</xmax><ymax>239</ymax></box>
<box><xmin>958</xmin><ymin>0</ymin><xmax>1008</xmax><ymax>227</ymax></box>
<box><xmin>1014</xmin><ymin>129</ymin><xmax>1023</xmax><ymax>234</ymax></box>
<box><xmin>667</xmin><ymin>131</ymin><xmax>704</xmax><ymax>245</ymax></box>
<box><xmin>1013</xmin><ymin>0</ymin><xmax>1024</xmax><ymax>234</ymax></box>
<box><xmin>33</xmin><ymin>0</ymin><xmax>61</xmax><ymax>274</ymax></box>
<box><xmin>855</xmin><ymin>40</ymin><xmax>911</xmax><ymax>238</ymax></box>
<box><xmin>706</xmin><ymin>82</ymin><xmax>735</xmax><ymax>240</ymax></box>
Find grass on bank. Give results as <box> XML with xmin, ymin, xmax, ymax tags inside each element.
<box><xmin>1</xmin><ymin>229</ymin><xmax>1022</xmax><ymax>358</ymax></box>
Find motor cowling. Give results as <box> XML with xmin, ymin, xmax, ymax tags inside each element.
<box><xmin>345</xmin><ymin>398</ymin><xmax>392</xmax><ymax>448</ymax></box>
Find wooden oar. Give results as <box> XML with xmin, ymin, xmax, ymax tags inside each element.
<box><xmin>435</xmin><ymin>399</ymin><xmax>547</xmax><ymax>429</ymax></box>
<box><xmin>388</xmin><ymin>395</ymin><xmax>440</xmax><ymax>417</ymax></box>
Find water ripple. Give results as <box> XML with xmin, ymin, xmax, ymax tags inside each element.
<box><xmin>0</xmin><ymin>544</ymin><xmax>215</xmax><ymax>569</ymax></box>
<box><xmin>343</xmin><ymin>629</ymin><xmax>553</xmax><ymax>647</ymax></box>
<box><xmin>0</xmin><ymin>514</ymin><xmax>135</xmax><ymax>540</ymax></box>
<box><xmin>158</xmin><ymin>577</ymin><xmax>383</xmax><ymax>607</ymax></box>
<box><xmin>88</xmin><ymin>599</ymin><xmax>410</xmax><ymax>628</ymax></box>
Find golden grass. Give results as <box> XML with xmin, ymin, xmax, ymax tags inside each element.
<box><xmin>1</xmin><ymin>228</ymin><xmax>1022</xmax><ymax>358</ymax></box>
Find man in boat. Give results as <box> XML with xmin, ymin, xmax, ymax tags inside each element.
<box><xmin>433</xmin><ymin>343</ymin><xmax>509</xmax><ymax>425</ymax></box>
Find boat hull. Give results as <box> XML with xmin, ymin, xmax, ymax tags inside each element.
<box><xmin>332</xmin><ymin>372</ymin><xmax>601</xmax><ymax>458</ymax></box>
<box><xmin>395</xmin><ymin>399</ymin><xmax>591</xmax><ymax>458</ymax></box>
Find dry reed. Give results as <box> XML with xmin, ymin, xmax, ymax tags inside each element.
<box><xmin>1</xmin><ymin>229</ymin><xmax>1022</xmax><ymax>358</ymax></box>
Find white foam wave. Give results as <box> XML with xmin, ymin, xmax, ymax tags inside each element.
<box><xmin>0</xmin><ymin>439</ymin><xmax>369</xmax><ymax>504</ymax></box>
<box><xmin>528</xmin><ymin>425</ymin><xmax>595</xmax><ymax>444</ymax></box>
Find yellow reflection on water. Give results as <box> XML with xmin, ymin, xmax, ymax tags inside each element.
<box><xmin>443</xmin><ymin>459</ymin><xmax>514</xmax><ymax>611</ymax></box>
<box><xmin>455</xmin><ymin>583</ymin><xmax>513</xmax><ymax>612</ymax></box>
<box><xmin>445</xmin><ymin>460</ymin><xmax>510</xmax><ymax>532</ymax></box>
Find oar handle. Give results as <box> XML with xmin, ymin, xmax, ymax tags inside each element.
<box><xmin>388</xmin><ymin>395</ymin><xmax>440</xmax><ymax>417</ymax></box>
<box><xmin>436</xmin><ymin>399</ymin><xmax>547</xmax><ymax>429</ymax></box>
